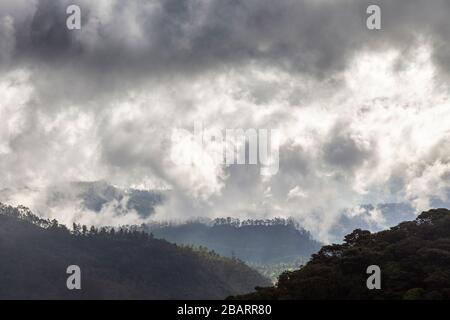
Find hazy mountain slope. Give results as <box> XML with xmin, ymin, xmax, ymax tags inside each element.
<box><xmin>47</xmin><ymin>181</ymin><xmax>167</xmax><ymax>217</ymax></box>
<box><xmin>0</xmin><ymin>181</ymin><xmax>167</xmax><ymax>219</ymax></box>
<box><xmin>148</xmin><ymin>219</ymin><xmax>321</xmax><ymax>264</ymax></box>
<box><xmin>232</xmin><ymin>208</ymin><xmax>450</xmax><ymax>300</ymax></box>
<box><xmin>1</xmin><ymin>181</ymin><xmax>440</xmax><ymax>245</ymax></box>
<box><xmin>0</xmin><ymin>203</ymin><xmax>269</xmax><ymax>299</ymax></box>
<box><xmin>146</xmin><ymin>218</ymin><xmax>322</xmax><ymax>281</ymax></box>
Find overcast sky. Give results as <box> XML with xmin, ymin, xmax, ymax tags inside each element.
<box><xmin>1</xmin><ymin>0</ymin><xmax>450</xmax><ymax>240</ymax></box>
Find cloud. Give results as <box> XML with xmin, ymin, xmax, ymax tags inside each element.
<box><xmin>1</xmin><ymin>0</ymin><xmax>450</xmax><ymax>241</ymax></box>
<box><xmin>322</xmin><ymin>121</ymin><xmax>377</xmax><ymax>171</ymax></box>
<box><xmin>3</xmin><ymin>0</ymin><xmax>450</xmax><ymax>83</ymax></box>
<box><xmin>0</xmin><ymin>15</ymin><xmax>15</xmax><ymax>67</ymax></box>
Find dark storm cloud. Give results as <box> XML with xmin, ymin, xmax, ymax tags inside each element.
<box><xmin>0</xmin><ymin>0</ymin><xmax>447</xmax><ymax>81</ymax></box>
<box><xmin>1</xmin><ymin>0</ymin><xmax>450</xmax><ymax>240</ymax></box>
<box><xmin>323</xmin><ymin>122</ymin><xmax>376</xmax><ymax>171</ymax></box>
<box><xmin>27</xmin><ymin>0</ymin><xmax>75</xmax><ymax>58</ymax></box>
<box><xmin>0</xmin><ymin>0</ymin><xmax>449</xmax><ymax>116</ymax></box>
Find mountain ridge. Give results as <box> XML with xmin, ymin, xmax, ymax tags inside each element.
<box><xmin>231</xmin><ymin>208</ymin><xmax>450</xmax><ymax>300</ymax></box>
<box><xmin>0</xmin><ymin>202</ymin><xmax>270</xmax><ymax>299</ymax></box>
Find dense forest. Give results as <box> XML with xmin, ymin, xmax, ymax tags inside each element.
<box><xmin>146</xmin><ymin>218</ymin><xmax>322</xmax><ymax>280</ymax></box>
<box><xmin>232</xmin><ymin>208</ymin><xmax>450</xmax><ymax>300</ymax></box>
<box><xmin>0</xmin><ymin>203</ymin><xmax>270</xmax><ymax>299</ymax></box>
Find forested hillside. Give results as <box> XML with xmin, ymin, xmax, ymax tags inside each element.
<box><xmin>146</xmin><ymin>218</ymin><xmax>322</xmax><ymax>280</ymax></box>
<box><xmin>0</xmin><ymin>203</ymin><xmax>270</xmax><ymax>299</ymax></box>
<box><xmin>233</xmin><ymin>209</ymin><xmax>450</xmax><ymax>300</ymax></box>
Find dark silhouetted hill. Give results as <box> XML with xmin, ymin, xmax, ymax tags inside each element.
<box><xmin>232</xmin><ymin>208</ymin><xmax>450</xmax><ymax>300</ymax></box>
<box><xmin>0</xmin><ymin>203</ymin><xmax>269</xmax><ymax>299</ymax></box>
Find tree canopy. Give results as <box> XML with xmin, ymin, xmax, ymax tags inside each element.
<box><xmin>232</xmin><ymin>208</ymin><xmax>450</xmax><ymax>300</ymax></box>
<box><xmin>0</xmin><ymin>203</ymin><xmax>270</xmax><ymax>299</ymax></box>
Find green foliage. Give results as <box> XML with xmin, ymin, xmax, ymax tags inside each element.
<box><xmin>0</xmin><ymin>203</ymin><xmax>270</xmax><ymax>299</ymax></box>
<box><xmin>232</xmin><ymin>209</ymin><xmax>450</xmax><ymax>300</ymax></box>
<box><xmin>249</xmin><ymin>258</ymin><xmax>308</xmax><ymax>283</ymax></box>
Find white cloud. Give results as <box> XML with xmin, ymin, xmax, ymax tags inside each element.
<box><xmin>0</xmin><ymin>0</ymin><xmax>450</xmax><ymax>241</ymax></box>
